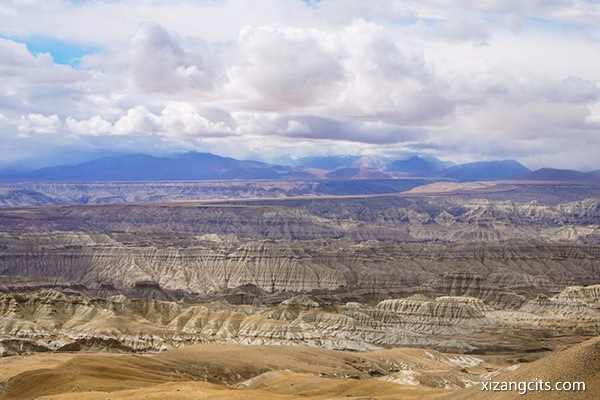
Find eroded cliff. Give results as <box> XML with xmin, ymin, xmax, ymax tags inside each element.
<box><xmin>0</xmin><ymin>287</ymin><xmax>598</xmax><ymax>356</ymax></box>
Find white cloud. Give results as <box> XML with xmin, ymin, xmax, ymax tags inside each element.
<box><xmin>0</xmin><ymin>1</ymin><xmax>599</xmax><ymax>168</ymax></box>
<box><xmin>64</xmin><ymin>103</ymin><xmax>236</xmax><ymax>138</ymax></box>
<box><xmin>126</xmin><ymin>22</ymin><xmax>215</xmax><ymax>93</ymax></box>
<box><xmin>585</xmin><ymin>101</ymin><xmax>600</xmax><ymax>126</ymax></box>
<box><xmin>113</xmin><ymin>106</ymin><xmax>159</xmax><ymax>135</ymax></box>
<box><xmin>66</xmin><ymin>115</ymin><xmax>113</xmax><ymax>136</ymax></box>
<box><xmin>17</xmin><ymin>113</ymin><xmax>61</xmax><ymax>136</ymax></box>
<box><xmin>425</xmin><ymin>14</ymin><xmax>492</xmax><ymax>45</ymax></box>
<box><xmin>222</xmin><ymin>24</ymin><xmax>346</xmax><ymax>110</ymax></box>
<box><xmin>157</xmin><ymin>102</ymin><xmax>236</xmax><ymax>137</ymax></box>
<box><xmin>282</xmin><ymin>120</ymin><xmax>312</xmax><ymax>134</ymax></box>
<box><xmin>334</xmin><ymin>20</ymin><xmax>450</xmax><ymax>121</ymax></box>
<box><xmin>552</xmin><ymin>77</ymin><xmax>599</xmax><ymax>103</ymax></box>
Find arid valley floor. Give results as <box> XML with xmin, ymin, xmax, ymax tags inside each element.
<box><xmin>0</xmin><ymin>179</ymin><xmax>599</xmax><ymax>399</ymax></box>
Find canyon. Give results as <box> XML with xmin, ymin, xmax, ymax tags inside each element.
<box><xmin>0</xmin><ymin>179</ymin><xmax>598</xmax><ymax>398</ymax></box>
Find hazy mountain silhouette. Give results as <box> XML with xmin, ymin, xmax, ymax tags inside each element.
<box><xmin>1</xmin><ymin>152</ymin><xmax>310</xmax><ymax>181</ymax></box>
<box><xmin>323</xmin><ymin>167</ymin><xmax>394</xmax><ymax>180</ymax></box>
<box><xmin>437</xmin><ymin>160</ymin><xmax>531</xmax><ymax>181</ymax></box>
<box><xmin>521</xmin><ymin>168</ymin><xmax>600</xmax><ymax>182</ymax></box>
<box><xmin>386</xmin><ymin>155</ymin><xmax>449</xmax><ymax>176</ymax></box>
<box><xmin>4</xmin><ymin>152</ymin><xmax>593</xmax><ymax>183</ymax></box>
<box><xmin>293</xmin><ymin>155</ymin><xmax>361</xmax><ymax>170</ymax></box>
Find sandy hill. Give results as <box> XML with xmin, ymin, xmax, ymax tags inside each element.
<box><xmin>444</xmin><ymin>335</ymin><xmax>600</xmax><ymax>399</ymax></box>
<box><xmin>0</xmin><ymin>344</ymin><xmax>472</xmax><ymax>400</ymax></box>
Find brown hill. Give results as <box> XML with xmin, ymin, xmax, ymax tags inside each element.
<box><xmin>445</xmin><ymin>335</ymin><xmax>600</xmax><ymax>399</ymax></box>
<box><xmin>0</xmin><ymin>345</ymin><xmax>461</xmax><ymax>399</ymax></box>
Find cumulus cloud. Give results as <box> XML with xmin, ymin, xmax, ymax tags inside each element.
<box><xmin>66</xmin><ymin>115</ymin><xmax>113</xmax><ymax>136</ymax></box>
<box><xmin>74</xmin><ymin>18</ymin><xmax>455</xmax><ymax>146</ymax></box>
<box><xmin>17</xmin><ymin>113</ymin><xmax>61</xmax><ymax>136</ymax></box>
<box><xmin>222</xmin><ymin>25</ymin><xmax>346</xmax><ymax>110</ymax></box>
<box><xmin>127</xmin><ymin>22</ymin><xmax>215</xmax><ymax>93</ymax></box>
<box><xmin>333</xmin><ymin>20</ymin><xmax>453</xmax><ymax>123</ymax></box>
<box><xmin>156</xmin><ymin>103</ymin><xmax>235</xmax><ymax>137</ymax></box>
<box><xmin>0</xmin><ymin>37</ymin><xmax>85</xmax><ymax>83</ymax></box>
<box><xmin>217</xmin><ymin>19</ymin><xmax>454</xmax><ymax>130</ymax></box>
<box><xmin>65</xmin><ymin>103</ymin><xmax>236</xmax><ymax>138</ymax></box>
<box><xmin>585</xmin><ymin>102</ymin><xmax>600</xmax><ymax>126</ymax></box>
<box><xmin>0</xmin><ymin>37</ymin><xmax>88</xmax><ymax>121</ymax></box>
<box><xmin>0</xmin><ymin>1</ymin><xmax>599</xmax><ymax>169</ymax></box>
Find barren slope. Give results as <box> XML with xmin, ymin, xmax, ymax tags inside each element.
<box><xmin>0</xmin><ymin>343</ymin><xmax>490</xmax><ymax>399</ymax></box>
<box><xmin>444</xmin><ymin>335</ymin><xmax>600</xmax><ymax>399</ymax></box>
<box><xmin>0</xmin><ymin>288</ymin><xmax>597</xmax><ymax>355</ymax></box>
<box><xmin>3</xmin><ymin>337</ymin><xmax>598</xmax><ymax>400</ymax></box>
<box><xmin>0</xmin><ymin>192</ymin><xmax>599</xmax><ymax>305</ymax></box>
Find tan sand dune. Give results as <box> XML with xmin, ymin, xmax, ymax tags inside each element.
<box><xmin>444</xmin><ymin>335</ymin><xmax>600</xmax><ymax>399</ymax></box>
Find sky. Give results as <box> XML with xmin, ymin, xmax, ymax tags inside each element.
<box><xmin>1</xmin><ymin>0</ymin><xmax>600</xmax><ymax>170</ymax></box>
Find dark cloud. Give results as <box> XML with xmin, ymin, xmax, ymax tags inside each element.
<box><xmin>278</xmin><ymin>116</ymin><xmax>422</xmax><ymax>144</ymax></box>
<box><xmin>551</xmin><ymin>77</ymin><xmax>599</xmax><ymax>103</ymax></box>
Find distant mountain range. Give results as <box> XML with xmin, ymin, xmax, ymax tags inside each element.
<box><xmin>293</xmin><ymin>154</ymin><xmax>451</xmax><ymax>172</ymax></box>
<box><xmin>0</xmin><ymin>153</ymin><xmax>312</xmax><ymax>181</ymax></box>
<box><xmin>519</xmin><ymin>168</ymin><xmax>600</xmax><ymax>182</ymax></box>
<box><xmin>438</xmin><ymin>160</ymin><xmax>532</xmax><ymax>181</ymax></box>
<box><xmin>293</xmin><ymin>155</ymin><xmax>364</xmax><ymax>170</ymax></box>
<box><xmin>386</xmin><ymin>155</ymin><xmax>452</xmax><ymax>176</ymax></box>
<box><xmin>323</xmin><ymin>167</ymin><xmax>394</xmax><ymax>180</ymax></box>
<box><xmin>0</xmin><ymin>151</ymin><xmax>597</xmax><ymax>183</ymax></box>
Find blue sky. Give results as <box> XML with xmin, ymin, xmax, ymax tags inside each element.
<box><xmin>10</xmin><ymin>36</ymin><xmax>98</xmax><ymax>65</ymax></box>
<box><xmin>0</xmin><ymin>0</ymin><xmax>600</xmax><ymax>170</ymax></box>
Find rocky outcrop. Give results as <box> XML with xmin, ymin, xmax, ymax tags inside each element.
<box><xmin>0</xmin><ymin>188</ymin><xmax>598</xmax><ymax>307</ymax></box>
<box><xmin>0</xmin><ymin>192</ymin><xmax>599</xmax><ymax>240</ymax></box>
<box><xmin>0</xmin><ymin>235</ymin><xmax>597</xmax><ymax>307</ymax></box>
<box><xmin>487</xmin><ymin>286</ymin><xmax>600</xmax><ymax>336</ymax></box>
<box><xmin>0</xmin><ymin>287</ymin><xmax>598</xmax><ymax>356</ymax></box>
<box><xmin>553</xmin><ymin>284</ymin><xmax>600</xmax><ymax>304</ymax></box>
<box><xmin>0</xmin><ymin>180</ymin><xmax>434</xmax><ymax>208</ymax></box>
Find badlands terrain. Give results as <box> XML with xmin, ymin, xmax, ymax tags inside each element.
<box><xmin>0</xmin><ymin>179</ymin><xmax>598</xmax><ymax>398</ymax></box>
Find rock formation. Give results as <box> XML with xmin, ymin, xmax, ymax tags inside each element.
<box><xmin>0</xmin><ymin>286</ymin><xmax>597</xmax><ymax>356</ymax></box>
